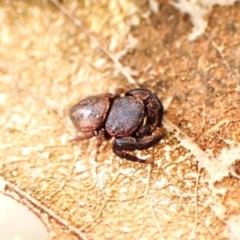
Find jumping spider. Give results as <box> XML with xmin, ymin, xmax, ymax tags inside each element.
<box><xmin>69</xmin><ymin>88</ymin><xmax>165</xmax><ymax>163</ymax></box>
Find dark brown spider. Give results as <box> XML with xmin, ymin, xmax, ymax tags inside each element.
<box><xmin>69</xmin><ymin>88</ymin><xmax>165</xmax><ymax>163</ymax></box>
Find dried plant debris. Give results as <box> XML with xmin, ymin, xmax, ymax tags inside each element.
<box><xmin>0</xmin><ymin>0</ymin><xmax>240</xmax><ymax>239</ymax></box>
<box><xmin>171</xmin><ymin>0</ymin><xmax>240</xmax><ymax>40</ymax></box>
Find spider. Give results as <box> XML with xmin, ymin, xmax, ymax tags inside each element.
<box><xmin>69</xmin><ymin>88</ymin><xmax>165</xmax><ymax>163</ymax></box>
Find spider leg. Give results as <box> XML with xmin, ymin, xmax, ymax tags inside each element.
<box><xmin>70</xmin><ymin>131</ymin><xmax>96</xmax><ymax>142</ymax></box>
<box><xmin>113</xmin><ymin>132</ymin><xmax>165</xmax><ymax>163</ymax></box>
<box><xmin>71</xmin><ymin>129</ymin><xmax>106</xmax><ymax>161</ymax></box>
<box><xmin>113</xmin><ymin>146</ymin><xmax>151</xmax><ymax>163</ymax></box>
<box><xmin>96</xmin><ymin>129</ymin><xmax>106</xmax><ymax>160</ymax></box>
<box><xmin>135</xmin><ymin>124</ymin><xmax>152</xmax><ymax>137</ymax></box>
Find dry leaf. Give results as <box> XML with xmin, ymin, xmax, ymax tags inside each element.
<box><xmin>1</xmin><ymin>1</ymin><xmax>240</xmax><ymax>240</ymax></box>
